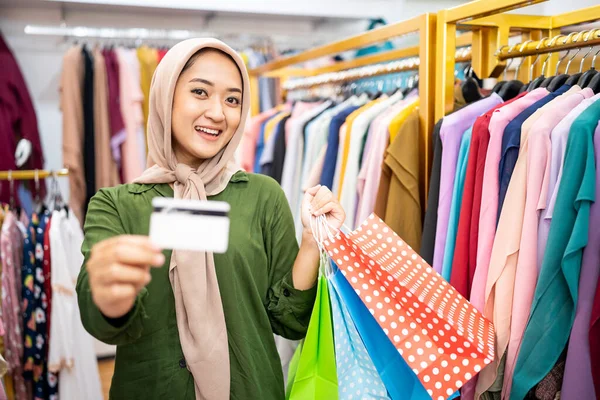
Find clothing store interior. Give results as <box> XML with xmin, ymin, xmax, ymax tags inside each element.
<box><xmin>3</xmin><ymin>0</ymin><xmax>600</xmax><ymax>399</ymax></box>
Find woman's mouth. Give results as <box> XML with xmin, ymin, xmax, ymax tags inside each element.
<box><xmin>195</xmin><ymin>126</ymin><xmax>222</xmax><ymax>141</ymax></box>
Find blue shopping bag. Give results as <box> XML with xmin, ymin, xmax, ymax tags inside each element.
<box><xmin>329</xmin><ymin>274</ymin><xmax>389</xmax><ymax>399</ymax></box>
<box><xmin>330</xmin><ymin>263</ymin><xmax>431</xmax><ymax>400</ymax></box>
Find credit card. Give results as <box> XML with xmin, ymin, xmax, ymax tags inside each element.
<box><xmin>149</xmin><ymin>197</ymin><xmax>231</xmax><ymax>253</ymax></box>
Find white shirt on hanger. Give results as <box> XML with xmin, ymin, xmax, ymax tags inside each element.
<box><xmin>339</xmin><ymin>90</ymin><xmax>403</xmax><ymax>228</ymax></box>
<box><xmin>48</xmin><ymin>210</ymin><xmax>103</xmax><ymax>400</ymax></box>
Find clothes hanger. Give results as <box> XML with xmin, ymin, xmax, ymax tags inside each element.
<box><xmin>524</xmin><ymin>37</ymin><xmax>550</xmax><ymax>91</ymax></box>
<box><xmin>491</xmin><ymin>45</ymin><xmax>511</xmax><ymax>93</ymax></box>
<box><xmin>578</xmin><ymin>30</ymin><xmax>600</xmax><ymax>87</ymax></box>
<box><xmin>461</xmin><ymin>63</ymin><xmax>483</xmax><ymax>103</ymax></box>
<box><xmin>546</xmin><ymin>32</ymin><xmax>579</xmax><ymax>91</ymax></box>
<box><xmin>497</xmin><ymin>44</ymin><xmax>525</xmax><ymax>100</ymax></box>
<box><xmin>516</xmin><ymin>40</ymin><xmax>534</xmax><ymax>93</ymax></box>
<box><xmin>566</xmin><ymin>30</ymin><xmax>595</xmax><ymax>86</ymax></box>
<box><xmin>563</xmin><ymin>32</ymin><xmax>588</xmax><ymax>86</ymax></box>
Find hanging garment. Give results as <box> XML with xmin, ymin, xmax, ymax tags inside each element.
<box><xmin>301</xmin><ymin>96</ymin><xmax>365</xmax><ymax>194</ymax></box>
<box><xmin>340</xmin><ymin>92</ymin><xmax>402</xmax><ymax>228</ymax></box>
<box><xmin>22</xmin><ymin>211</ymin><xmax>51</xmax><ymax>399</ymax></box>
<box><xmin>240</xmin><ymin>107</ymin><xmax>279</xmax><ymax>172</ymax></box>
<box><xmin>432</xmin><ymin>93</ymin><xmax>503</xmax><ymax>275</ymax></box>
<box><xmin>60</xmin><ymin>46</ymin><xmax>86</xmax><ymax>224</ymax></box>
<box><xmin>420</xmin><ymin>119</ymin><xmax>443</xmax><ymax>264</ymax></box>
<box><xmin>115</xmin><ymin>48</ymin><xmax>145</xmax><ymax>182</ymax></box>
<box><xmin>0</xmin><ymin>34</ymin><xmax>46</xmax><ymax>206</ymax></box>
<box><xmin>271</xmin><ymin>115</ymin><xmax>292</xmax><ymax>183</ymax></box>
<box><xmin>510</xmin><ymin>97</ymin><xmax>600</xmax><ymax>400</ymax></box>
<box><xmin>537</xmin><ymin>92</ymin><xmax>600</xmax><ymax>273</ymax></box>
<box><xmin>258</xmin><ymin>111</ymin><xmax>290</xmax><ymax>173</ymax></box>
<box><xmin>496</xmin><ymin>85</ymin><xmax>571</xmax><ymax>220</ymax></box>
<box><xmin>281</xmin><ymin>101</ymin><xmax>330</xmax><ymax>240</ymax></box>
<box><xmin>356</xmin><ymin>95</ymin><xmax>416</xmax><ymax>225</ymax></box>
<box><xmin>592</xmin><ymin>268</ymin><xmax>600</xmax><ymax>397</ymax></box>
<box><xmin>560</xmin><ymin>116</ymin><xmax>600</xmax><ymax>400</ymax></box>
<box><xmin>502</xmin><ymin>88</ymin><xmax>593</xmax><ymax>398</ymax></box>
<box><xmin>375</xmin><ymin>105</ymin><xmax>421</xmax><ymax>250</ymax></box>
<box><xmin>441</xmin><ymin>126</ymin><xmax>472</xmax><ymax>281</ymax></box>
<box><xmin>336</xmin><ymin>98</ymin><xmax>386</xmax><ymax>197</ymax></box>
<box><xmin>102</xmin><ymin>49</ymin><xmax>126</xmax><ymax>182</ymax></box>
<box><xmin>92</xmin><ymin>48</ymin><xmax>120</xmax><ymax>190</ymax></box>
<box><xmin>48</xmin><ymin>210</ymin><xmax>103</xmax><ymax>400</ymax></box>
<box><xmin>82</xmin><ymin>46</ymin><xmax>96</xmax><ymax>214</ymax></box>
<box><xmin>42</xmin><ymin>216</ymin><xmax>59</xmax><ymax>399</ymax></box>
<box><xmin>137</xmin><ymin>46</ymin><xmax>159</xmax><ymax>140</ymax></box>
<box><xmin>254</xmin><ymin>112</ymin><xmax>282</xmax><ymax>173</ymax></box>
<box><xmin>0</xmin><ymin>210</ymin><xmax>27</xmax><ymax>399</ymax></box>
<box><xmin>451</xmin><ymin>93</ymin><xmax>526</xmax><ymax>300</ymax></box>
<box><xmin>320</xmin><ymin>105</ymin><xmax>362</xmax><ymax>189</ymax></box>
<box><xmin>471</xmin><ymin>88</ymin><xmax>548</xmax><ymax>318</ymax></box>
<box><xmin>476</xmin><ymin>87</ymin><xmax>589</xmax><ymax>399</ymax></box>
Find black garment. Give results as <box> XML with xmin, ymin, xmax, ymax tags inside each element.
<box><xmin>82</xmin><ymin>46</ymin><xmax>96</xmax><ymax>215</ymax></box>
<box><xmin>270</xmin><ymin>115</ymin><xmax>291</xmax><ymax>183</ymax></box>
<box><xmin>419</xmin><ymin>119</ymin><xmax>443</xmax><ymax>264</ymax></box>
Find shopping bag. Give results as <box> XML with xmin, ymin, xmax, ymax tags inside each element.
<box><xmin>328</xmin><ymin>266</ymin><xmax>390</xmax><ymax>400</ymax></box>
<box><xmin>288</xmin><ymin>274</ymin><xmax>338</xmax><ymax>400</ymax></box>
<box><xmin>285</xmin><ymin>340</ymin><xmax>303</xmax><ymax>400</ymax></box>
<box><xmin>322</xmin><ymin>214</ymin><xmax>495</xmax><ymax>400</ymax></box>
<box><xmin>330</xmin><ymin>263</ymin><xmax>430</xmax><ymax>400</ymax></box>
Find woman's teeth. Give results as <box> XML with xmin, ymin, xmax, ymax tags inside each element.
<box><xmin>195</xmin><ymin>126</ymin><xmax>220</xmax><ymax>136</ymax></box>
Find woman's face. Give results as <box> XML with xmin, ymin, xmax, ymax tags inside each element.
<box><xmin>171</xmin><ymin>49</ymin><xmax>243</xmax><ymax>167</ymax></box>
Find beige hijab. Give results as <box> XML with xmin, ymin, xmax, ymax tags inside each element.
<box><xmin>134</xmin><ymin>38</ymin><xmax>250</xmax><ymax>399</ymax></box>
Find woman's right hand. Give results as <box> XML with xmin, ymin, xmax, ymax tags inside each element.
<box><xmin>87</xmin><ymin>235</ymin><xmax>165</xmax><ymax>319</ymax></box>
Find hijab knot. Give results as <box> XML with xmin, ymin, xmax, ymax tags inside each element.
<box><xmin>175</xmin><ymin>163</ymin><xmax>195</xmax><ymax>184</ymax></box>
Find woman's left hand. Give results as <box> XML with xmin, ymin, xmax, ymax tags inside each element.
<box><xmin>301</xmin><ymin>185</ymin><xmax>346</xmax><ymax>236</ymax></box>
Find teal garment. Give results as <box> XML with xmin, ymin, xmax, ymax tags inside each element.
<box><xmin>509</xmin><ymin>98</ymin><xmax>600</xmax><ymax>400</ymax></box>
<box><xmin>441</xmin><ymin>127</ymin><xmax>473</xmax><ymax>281</ymax></box>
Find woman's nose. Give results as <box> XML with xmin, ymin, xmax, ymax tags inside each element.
<box><xmin>204</xmin><ymin>98</ymin><xmax>225</xmax><ymax>122</ymax></box>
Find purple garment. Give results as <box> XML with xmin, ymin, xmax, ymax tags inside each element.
<box><xmin>432</xmin><ymin>93</ymin><xmax>503</xmax><ymax>274</ymax></box>
<box><xmin>538</xmin><ymin>93</ymin><xmax>600</xmax><ymax>273</ymax></box>
<box><xmin>560</xmin><ymin>120</ymin><xmax>600</xmax><ymax>400</ymax></box>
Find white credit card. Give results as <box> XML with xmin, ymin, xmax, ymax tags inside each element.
<box><xmin>149</xmin><ymin>197</ymin><xmax>231</xmax><ymax>253</ymax></box>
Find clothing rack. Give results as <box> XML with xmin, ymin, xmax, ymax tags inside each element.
<box><xmin>0</xmin><ymin>169</ymin><xmax>69</xmax><ymax>181</ymax></box>
<box><xmin>435</xmin><ymin>0</ymin><xmax>558</xmax><ymax>120</ymax></box>
<box><xmin>282</xmin><ymin>47</ymin><xmax>472</xmax><ymax>91</ymax></box>
<box><xmin>249</xmin><ymin>13</ymin><xmax>438</xmax><ymax>194</ymax></box>
<box><xmin>496</xmin><ymin>28</ymin><xmax>600</xmax><ymax>61</ymax></box>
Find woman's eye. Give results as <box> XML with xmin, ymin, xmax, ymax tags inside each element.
<box><xmin>226</xmin><ymin>97</ymin><xmax>240</xmax><ymax>105</ymax></box>
<box><xmin>191</xmin><ymin>88</ymin><xmax>207</xmax><ymax>96</ymax></box>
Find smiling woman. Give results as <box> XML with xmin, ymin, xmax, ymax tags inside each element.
<box><xmin>172</xmin><ymin>48</ymin><xmax>244</xmax><ymax>167</ymax></box>
<box><xmin>76</xmin><ymin>37</ymin><xmax>346</xmax><ymax>400</ymax></box>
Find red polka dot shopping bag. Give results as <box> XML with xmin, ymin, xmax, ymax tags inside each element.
<box><xmin>321</xmin><ymin>214</ymin><xmax>495</xmax><ymax>400</ymax></box>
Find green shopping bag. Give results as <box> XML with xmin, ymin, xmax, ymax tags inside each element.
<box><xmin>285</xmin><ymin>340</ymin><xmax>303</xmax><ymax>399</ymax></box>
<box><xmin>288</xmin><ymin>275</ymin><xmax>338</xmax><ymax>400</ymax></box>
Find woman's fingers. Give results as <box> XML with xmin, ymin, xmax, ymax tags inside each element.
<box><xmin>310</xmin><ymin>186</ymin><xmax>333</xmax><ymax>211</ymax></box>
<box><xmin>103</xmin><ymin>241</ymin><xmax>165</xmax><ymax>268</ymax></box>
<box><xmin>99</xmin><ymin>263</ymin><xmax>152</xmax><ymax>287</ymax></box>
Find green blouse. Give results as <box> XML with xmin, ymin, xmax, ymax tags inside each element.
<box><xmin>76</xmin><ymin>171</ymin><xmax>317</xmax><ymax>399</ymax></box>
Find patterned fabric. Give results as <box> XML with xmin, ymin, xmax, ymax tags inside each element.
<box><xmin>0</xmin><ymin>209</ymin><xmax>27</xmax><ymax>399</ymax></box>
<box><xmin>43</xmin><ymin>216</ymin><xmax>59</xmax><ymax>399</ymax></box>
<box><xmin>329</xmin><ymin>275</ymin><xmax>389</xmax><ymax>399</ymax></box>
<box><xmin>22</xmin><ymin>211</ymin><xmax>54</xmax><ymax>399</ymax></box>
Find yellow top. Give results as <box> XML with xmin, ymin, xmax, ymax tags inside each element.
<box><xmin>264</xmin><ymin>111</ymin><xmax>291</xmax><ymax>142</ymax></box>
<box><xmin>389</xmin><ymin>99</ymin><xmax>419</xmax><ymax>143</ymax></box>
<box><xmin>337</xmin><ymin>98</ymin><xmax>384</xmax><ymax>198</ymax></box>
<box><xmin>136</xmin><ymin>46</ymin><xmax>159</xmax><ymax>152</ymax></box>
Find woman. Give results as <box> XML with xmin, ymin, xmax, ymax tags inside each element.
<box><xmin>76</xmin><ymin>38</ymin><xmax>345</xmax><ymax>400</ymax></box>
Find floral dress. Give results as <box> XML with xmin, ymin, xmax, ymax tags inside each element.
<box><xmin>22</xmin><ymin>211</ymin><xmax>57</xmax><ymax>399</ymax></box>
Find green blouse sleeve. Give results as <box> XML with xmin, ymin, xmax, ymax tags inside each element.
<box><xmin>76</xmin><ymin>188</ymin><xmax>148</xmax><ymax>345</ymax></box>
<box><xmin>264</xmin><ymin>181</ymin><xmax>317</xmax><ymax>340</ymax></box>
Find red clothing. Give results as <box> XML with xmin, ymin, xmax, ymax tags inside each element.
<box><xmin>450</xmin><ymin>93</ymin><xmax>527</xmax><ymax>298</ymax></box>
<box><xmin>158</xmin><ymin>49</ymin><xmax>168</xmax><ymax>62</ymax></box>
<box><xmin>0</xmin><ymin>33</ymin><xmax>45</xmax><ymax>204</ymax></box>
